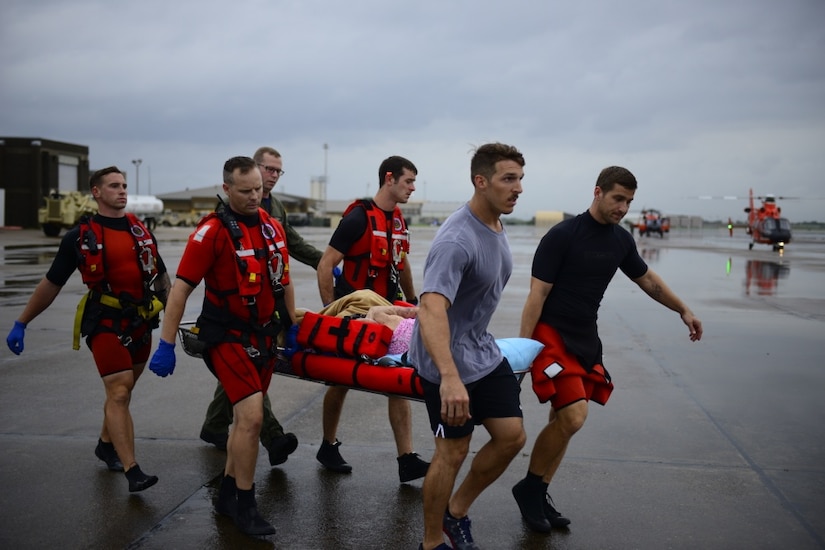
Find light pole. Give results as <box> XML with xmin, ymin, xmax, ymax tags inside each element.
<box><xmin>321</xmin><ymin>143</ymin><xmax>328</xmax><ymax>213</ymax></box>
<box><xmin>131</xmin><ymin>159</ymin><xmax>142</xmax><ymax>195</ymax></box>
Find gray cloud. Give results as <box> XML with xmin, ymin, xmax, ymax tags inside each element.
<box><xmin>2</xmin><ymin>0</ymin><xmax>824</xmax><ymax>221</ymax></box>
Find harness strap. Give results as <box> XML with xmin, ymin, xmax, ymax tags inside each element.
<box><xmin>72</xmin><ymin>291</ymin><xmax>163</xmax><ymax>350</ymax></box>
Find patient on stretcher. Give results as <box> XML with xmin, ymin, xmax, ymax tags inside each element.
<box><xmin>294</xmin><ymin>290</ymin><xmax>543</xmax><ymax>373</ymax></box>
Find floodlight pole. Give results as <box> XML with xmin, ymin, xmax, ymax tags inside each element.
<box><xmin>131</xmin><ymin>158</ymin><xmax>143</xmax><ymax>195</ymax></box>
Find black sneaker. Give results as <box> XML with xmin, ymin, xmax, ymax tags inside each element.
<box><xmin>234</xmin><ymin>504</ymin><xmax>277</xmax><ymax>536</ymax></box>
<box><xmin>512</xmin><ymin>478</ymin><xmax>553</xmax><ymax>533</ymax></box>
<box><xmin>267</xmin><ymin>433</ymin><xmax>299</xmax><ymax>466</ymax></box>
<box><xmin>543</xmin><ymin>492</ymin><xmax>571</xmax><ymax>528</ymax></box>
<box><xmin>316</xmin><ymin>439</ymin><xmax>352</xmax><ymax>473</ymax></box>
<box><xmin>199</xmin><ymin>428</ymin><xmax>228</xmax><ymax>450</ymax></box>
<box><xmin>398</xmin><ymin>452</ymin><xmax>430</xmax><ymax>482</ymax></box>
<box><xmin>442</xmin><ymin>511</ymin><xmax>480</xmax><ymax>550</ymax></box>
<box><xmin>125</xmin><ymin>464</ymin><xmax>158</xmax><ymax>493</ymax></box>
<box><xmin>94</xmin><ymin>439</ymin><xmax>124</xmax><ymax>472</ymax></box>
<box><xmin>215</xmin><ymin>475</ymin><xmax>237</xmax><ymax>518</ymax></box>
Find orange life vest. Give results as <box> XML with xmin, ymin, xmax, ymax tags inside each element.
<box><xmin>339</xmin><ymin>199</ymin><xmax>409</xmax><ymax>300</ymax></box>
<box><xmin>77</xmin><ymin>213</ymin><xmax>159</xmax><ymax>296</ymax></box>
<box><xmin>198</xmin><ymin>208</ymin><xmax>288</xmax><ymax>308</ymax></box>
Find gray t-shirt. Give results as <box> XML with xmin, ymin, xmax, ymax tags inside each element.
<box><xmin>408</xmin><ymin>203</ymin><xmax>512</xmax><ymax>384</ymax></box>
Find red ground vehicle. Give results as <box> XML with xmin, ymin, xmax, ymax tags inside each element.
<box><xmin>635</xmin><ymin>209</ymin><xmax>670</xmax><ymax>238</ymax></box>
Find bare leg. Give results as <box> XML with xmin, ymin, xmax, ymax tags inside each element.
<box><xmin>422</xmin><ymin>434</ymin><xmax>470</xmax><ymax>550</ymax></box>
<box><xmin>322</xmin><ymin>386</ymin><xmax>349</xmax><ymax>443</ymax></box>
<box><xmin>101</xmin><ymin>368</ymin><xmax>139</xmax><ymax>469</ymax></box>
<box><xmin>388</xmin><ymin>396</ymin><xmax>413</xmax><ymax>456</ymax></box>
<box><xmin>528</xmin><ymin>400</ymin><xmax>588</xmax><ymax>483</ymax></box>
<box><xmin>226</xmin><ymin>392</ymin><xmax>264</xmax><ymax>490</ymax></box>
<box><xmin>449</xmin><ymin>417</ymin><xmax>525</xmax><ymax>517</ymax></box>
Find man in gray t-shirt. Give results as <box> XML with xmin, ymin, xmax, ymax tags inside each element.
<box><xmin>409</xmin><ymin>143</ymin><xmax>528</xmax><ymax>550</ymax></box>
<box><xmin>408</xmin><ymin>203</ymin><xmax>509</xmax><ymax>384</ymax></box>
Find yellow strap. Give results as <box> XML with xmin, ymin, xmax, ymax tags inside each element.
<box><xmin>72</xmin><ymin>292</ymin><xmax>163</xmax><ymax>350</ymax></box>
<box><xmin>72</xmin><ymin>293</ymin><xmax>90</xmax><ymax>350</ymax></box>
<box><xmin>137</xmin><ymin>296</ymin><xmax>164</xmax><ymax>320</ymax></box>
<box><xmin>97</xmin><ymin>293</ymin><xmax>122</xmax><ymax>309</ymax></box>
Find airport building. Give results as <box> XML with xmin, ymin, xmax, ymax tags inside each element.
<box><xmin>0</xmin><ymin>137</ymin><xmax>90</xmax><ymax>228</ymax></box>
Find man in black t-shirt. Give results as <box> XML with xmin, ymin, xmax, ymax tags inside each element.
<box><xmin>314</xmin><ymin>155</ymin><xmax>429</xmax><ymax>483</ymax></box>
<box><xmin>512</xmin><ymin>166</ymin><xmax>704</xmax><ymax>533</ymax></box>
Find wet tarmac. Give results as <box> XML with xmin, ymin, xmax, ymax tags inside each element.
<box><xmin>1</xmin><ymin>225</ymin><xmax>824</xmax><ymax>549</ymax></box>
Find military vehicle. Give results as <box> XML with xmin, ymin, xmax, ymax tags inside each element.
<box><xmin>38</xmin><ymin>191</ymin><xmax>98</xmax><ymax>237</ymax></box>
<box><xmin>38</xmin><ymin>191</ymin><xmax>163</xmax><ymax>236</ymax></box>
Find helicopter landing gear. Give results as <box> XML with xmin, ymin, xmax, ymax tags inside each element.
<box><xmin>749</xmin><ymin>242</ymin><xmax>754</xmax><ymax>250</ymax></box>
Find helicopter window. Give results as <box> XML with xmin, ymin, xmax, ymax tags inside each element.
<box><xmin>779</xmin><ymin>219</ymin><xmax>791</xmax><ymax>230</ymax></box>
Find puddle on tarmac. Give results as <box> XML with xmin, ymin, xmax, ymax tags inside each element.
<box><xmin>2</xmin><ymin>244</ymin><xmax>59</xmax><ymax>266</ymax></box>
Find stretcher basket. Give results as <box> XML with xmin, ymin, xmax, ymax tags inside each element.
<box><xmin>178</xmin><ymin>321</ymin><xmax>206</xmax><ymax>359</ymax></box>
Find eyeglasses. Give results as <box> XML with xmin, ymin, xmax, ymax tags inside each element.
<box><xmin>258</xmin><ymin>164</ymin><xmax>285</xmax><ymax>177</ymax></box>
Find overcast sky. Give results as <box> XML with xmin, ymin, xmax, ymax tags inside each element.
<box><xmin>2</xmin><ymin>0</ymin><xmax>824</xmax><ymax>222</ymax></box>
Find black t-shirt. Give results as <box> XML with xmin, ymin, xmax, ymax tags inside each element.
<box><xmin>532</xmin><ymin>210</ymin><xmax>647</xmax><ymax>367</ymax></box>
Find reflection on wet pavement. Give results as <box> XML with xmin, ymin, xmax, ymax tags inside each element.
<box><xmin>744</xmin><ymin>260</ymin><xmax>791</xmax><ymax>296</ymax></box>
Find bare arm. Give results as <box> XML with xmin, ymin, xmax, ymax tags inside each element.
<box><xmin>365</xmin><ymin>305</ymin><xmax>418</xmax><ymax>330</ymax></box>
<box><xmin>283</xmin><ymin>282</ymin><xmax>297</xmax><ymax>326</ymax></box>
<box><xmin>633</xmin><ymin>269</ymin><xmax>703</xmax><ymax>342</ymax></box>
<box><xmin>399</xmin><ymin>260</ymin><xmax>416</xmax><ymax>302</ymax></box>
<box><xmin>520</xmin><ymin>277</ymin><xmax>553</xmax><ymax>338</ymax></box>
<box><xmin>157</xmin><ymin>279</ymin><xmax>196</xmax><ymax>344</ymax></box>
<box><xmin>317</xmin><ymin>245</ymin><xmax>345</xmax><ymax>306</ymax></box>
<box><xmin>153</xmin><ymin>272</ymin><xmax>172</xmax><ymax>306</ymax></box>
<box><xmin>417</xmin><ymin>292</ymin><xmax>470</xmax><ymax>426</ymax></box>
<box><xmin>16</xmin><ymin>278</ymin><xmax>63</xmax><ymax>325</ymax></box>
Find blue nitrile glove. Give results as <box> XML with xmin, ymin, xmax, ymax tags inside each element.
<box><xmin>149</xmin><ymin>338</ymin><xmax>176</xmax><ymax>377</ymax></box>
<box><xmin>282</xmin><ymin>324</ymin><xmax>300</xmax><ymax>358</ymax></box>
<box><xmin>6</xmin><ymin>321</ymin><xmax>26</xmax><ymax>355</ymax></box>
<box><xmin>332</xmin><ymin>266</ymin><xmax>342</xmax><ymax>284</ymax></box>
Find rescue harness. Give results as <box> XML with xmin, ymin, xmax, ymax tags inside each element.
<box><xmin>72</xmin><ymin>214</ymin><xmax>163</xmax><ymax>351</ymax></box>
<box><xmin>194</xmin><ymin>201</ymin><xmax>290</xmax><ymax>367</ymax></box>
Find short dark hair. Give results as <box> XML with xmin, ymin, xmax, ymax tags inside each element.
<box><xmin>253</xmin><ymin>147</ymin><xmax>281</xmax><ymax>163</ymax></box>
<box><xmin>378</xmin><ymin>156</ymin><xmax>417</xmax><ymax>187</ymax></box>
<box><xmin>470</xmin><ymin>142</ymin><xmax>525</xmax><ymax>183</ymax></box>
<box><xmin>223</xmin><ymin>156</ymin><xmax>258</xmax><ymax>185</ymax></box>
<box><xmin>89</xmin><ymin>166</ymin><xmax>123</xmax><ymax>190</ymax></box>
<box><xmin>596</xmin><ymin>166</ymin><xmax>637</xmax><ymax>193</ymax></box>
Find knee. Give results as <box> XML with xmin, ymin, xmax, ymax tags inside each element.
<box><xmin>502</xmin><ymin>428</ymin><xmax>527</xmax><ymax>457</ymax></box>
<box><xmin>106</xmin><ymin>385</ymin><xmax>131</xmax><ymax>407</ymax></box>
<box><xmin>235</xmin><ymin>409</ymin><xmax>263</xmax><ymax>434</ymax></box>
<box><xmin>437</xmin><ymin>443</ymin><xmax>470</xmax><ymax>469</ymax></box>
<box><xmin>557</xmin><ymin>407</ymin><xmax>587</xmax><ymax>436</ymax></box>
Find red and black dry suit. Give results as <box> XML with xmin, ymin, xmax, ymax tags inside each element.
<box><xmin>176</xmin><ymin>206</ymin><xmax>291</xmax><ymax>404</ymax></box>
<box><xmin>48</xmin><ymin>213</ymin><xmax>166</xmax><ymax>376</ymax></box>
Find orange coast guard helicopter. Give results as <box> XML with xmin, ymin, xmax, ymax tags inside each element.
<box><xmin>743</xmin><ymin>189</ymin><xmax>792</xmax><ymax>251</ymax></box>
<box><xmin>695</xmin><ymin>189</ymin><xmax>795</xmax><ymax>251</ymax></box>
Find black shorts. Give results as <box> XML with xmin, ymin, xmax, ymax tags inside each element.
<box><xmin>421</xmin><ymin>358</ymin><xmax>523</xmax><ymax>439</ymax></box>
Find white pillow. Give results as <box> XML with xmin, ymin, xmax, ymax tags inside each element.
<box><xmin>496</xmin><ymin>338</ymin><xmax>545</xmax><ymax>372</ymax></box>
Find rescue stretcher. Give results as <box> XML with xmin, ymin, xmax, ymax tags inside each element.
<box><xmin>177</xmin><ymin>321</ymin><xmax>533</xmax><ymax>402</ymax></box>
